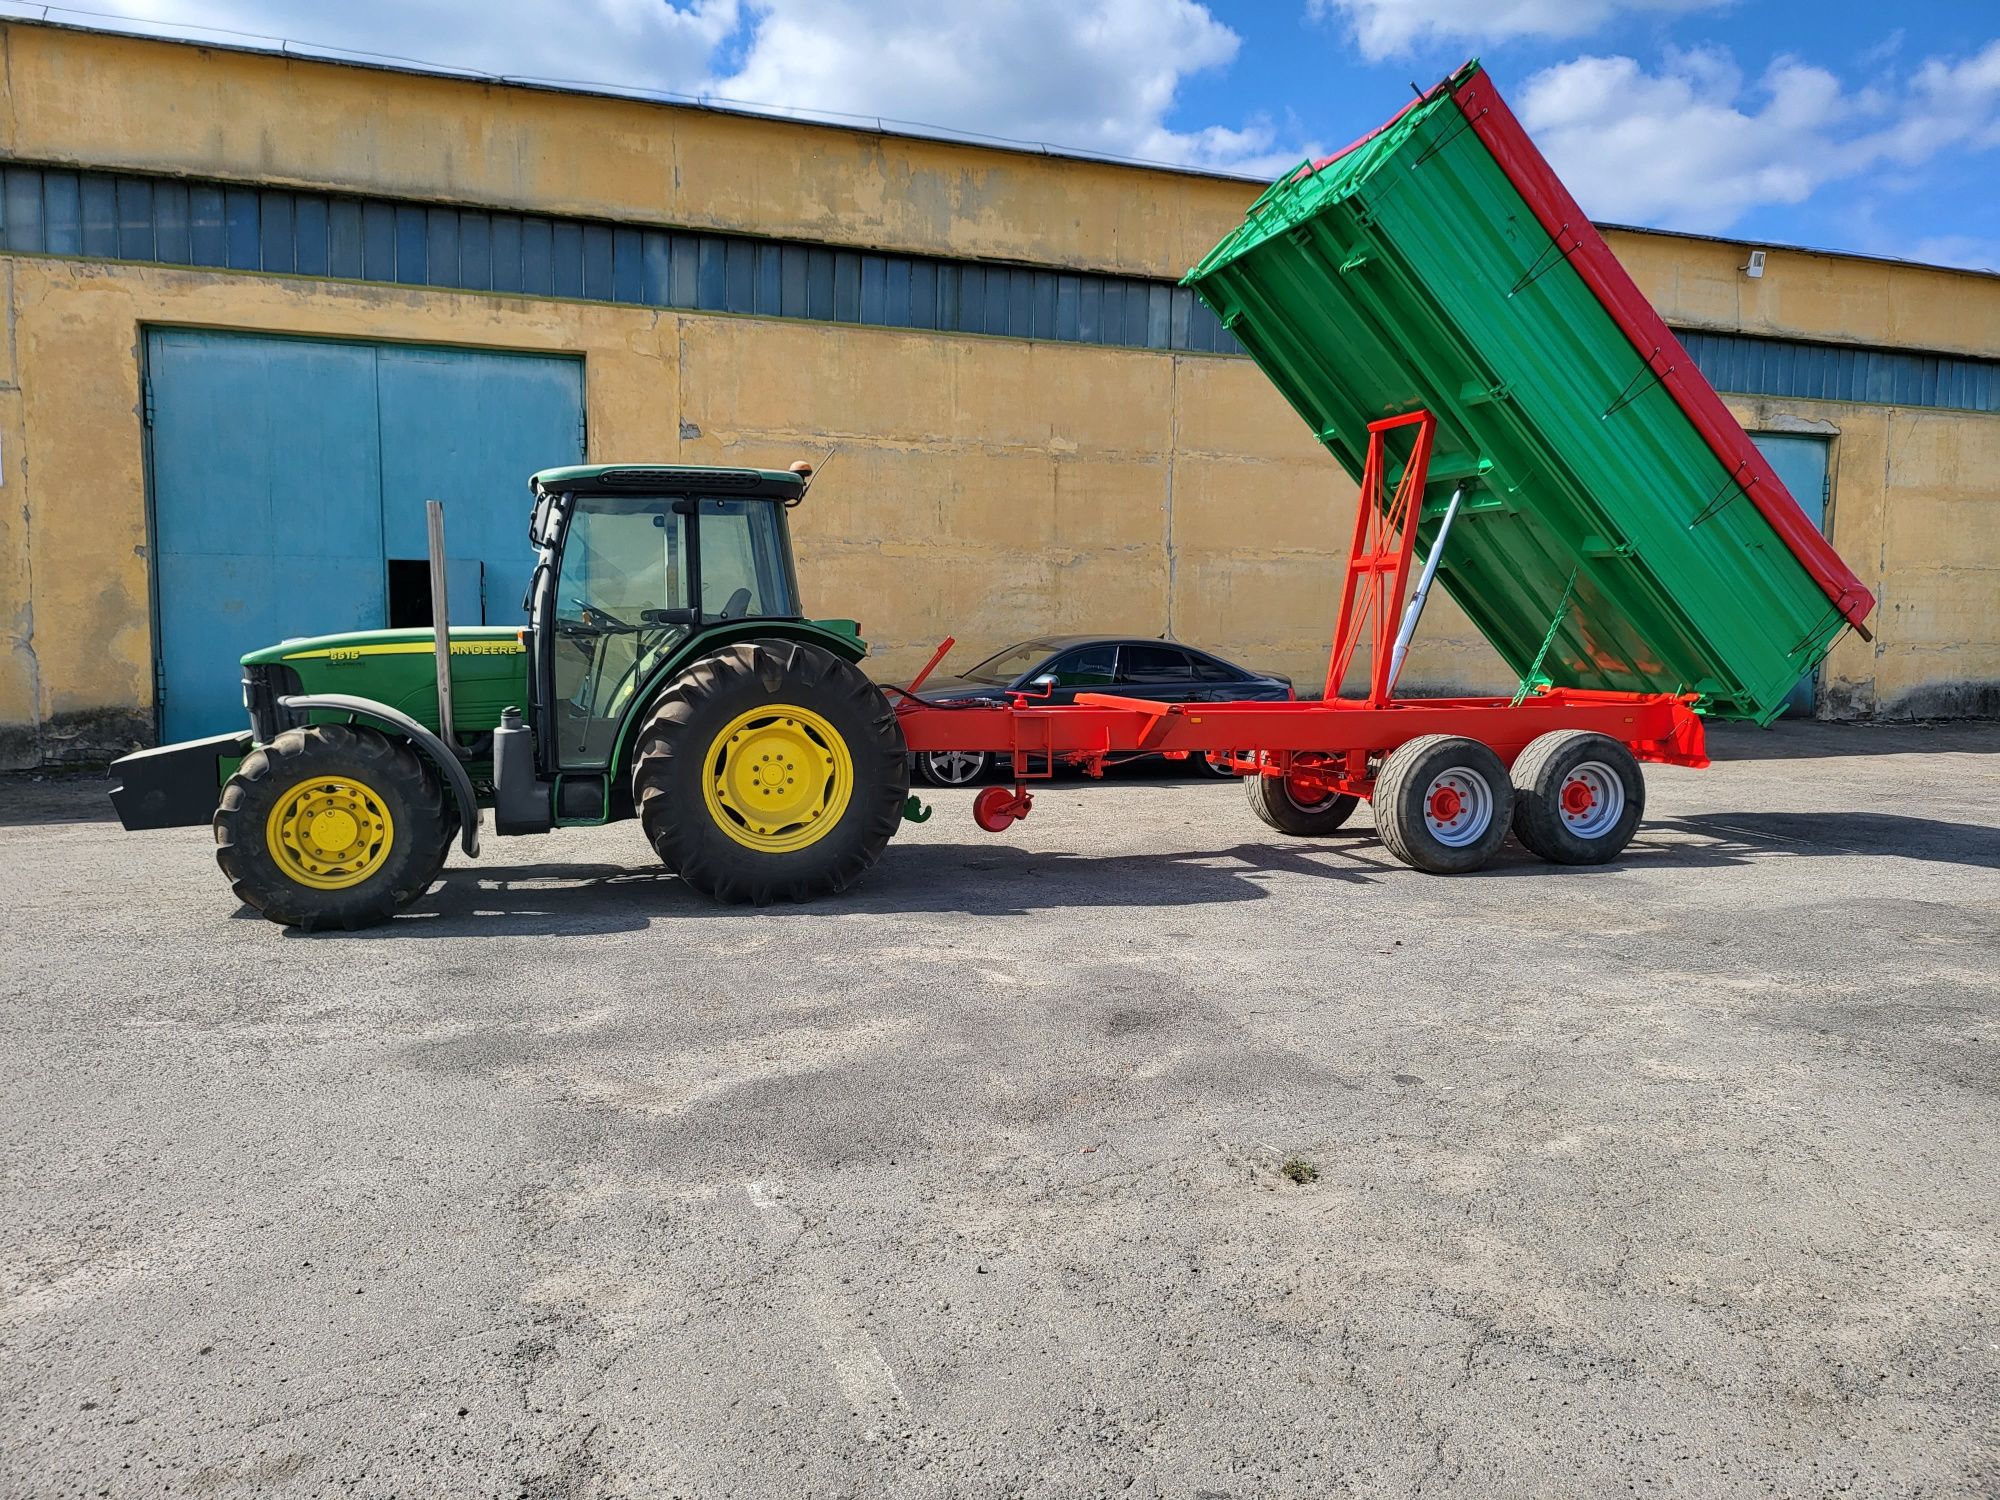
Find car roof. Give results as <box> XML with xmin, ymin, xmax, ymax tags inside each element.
<box><xmin>1011</xmin><ymin>635</ymin><xmax>1243</xmax><ymax>662</ymax></box>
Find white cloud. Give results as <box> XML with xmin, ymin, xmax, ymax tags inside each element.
<box><xmin>65</xmin><ymin>0</ymin><xmax>745</xmax><ymax>94</ymax></box>
<box><xmin>43</xmin><ymin>0</ymin><xmax>1306</xmax><ymax>173</ymax></box>
<box><xmin>709</xmin><ymin>0</ymin><xmax>1303</xmax><ymax>173</ymax></box>
<box><xmin>1307</xmin><ymin>0</ymin><xmax>1725</xmax><ymax>63</ymax></box>
<box><xmin>1518</xmin><ymin>40</ymin><xmax>2000</xmax><ymax>236</ymax></box>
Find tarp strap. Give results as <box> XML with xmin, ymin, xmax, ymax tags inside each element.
<box><xmin>1602</xmin><ymin>346</ymin><xmax>1675</xmax><ymax>420</ymax></box>
<box><xmin>1690</xmin><ymin>460</ymin><xmax>1756</xmax><ymax>529</ymax></box>
<box><xmin>1511</xmin><ymin>567</ymin><xmax>1580</xmax><ymax>706</ymax></box>
<box><xmin>1411</xmin><ymin>106</ymin><xmax>1485</xmax><ymax>170</ymax></box>
<box><xmin>1788</xmin><ymin>600</ymin><xmax>1848</xmax><ymax>660</ymax></box>
<box><xmin>1508</xmin><ymin>224</ymin><xmax>1580</xmax><ymax>298</ymax></box>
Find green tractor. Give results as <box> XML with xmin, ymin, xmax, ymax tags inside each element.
<box><xmin>110</xmin><ymin>463</ymin><xmax>912</xmax><ymax>930</ymax></box>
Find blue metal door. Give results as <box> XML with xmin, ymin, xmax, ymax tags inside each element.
<box><xmin>1750</xmin><ymin>433</ymin><xmax>1832</xmax><ymax>716</ymax></box>
<box><xmin>146</xmin><ymin>332</ymin><xmax>584</xmax><ymax>741</ymax></box>
<box><xmin>376</xmin><ymin>346</ymin><xmax>586</xmax><ymax>628</ymax></box>
<box><xmin>147</xmin><ymin>330</ymin><xmax>386</xmax><ymax>742</ymax></box>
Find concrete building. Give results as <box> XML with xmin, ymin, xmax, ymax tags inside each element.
<box><xmin>0</xmin><ymin>19</ymin><xmax>1993</xmax><ymax>766</ymax></box>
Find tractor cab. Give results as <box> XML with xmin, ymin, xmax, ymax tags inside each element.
<box><xmin>523</xmin><ymin>464</ymin><xmax>809</xmax><ymax>774</ymax></box>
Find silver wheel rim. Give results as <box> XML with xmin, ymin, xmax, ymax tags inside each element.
<box><xmin>926</xmin><ymin>750</ymin><xmax>984</xmax><ymax>785</ymax></box>
<box><xmin>1422</xmin><ymin>766</ymin><xmax>1493</xmax><ymax>847</ymax></box>
<box><xmin>1284</xmin><ymin>778</ymin><xmax>1341</xmax><ymax>812</ymax></box>
<box><xmin>1558</xmin><ymin>759</ymin><xmax>1625</xmax><ymax>839</ymax></box>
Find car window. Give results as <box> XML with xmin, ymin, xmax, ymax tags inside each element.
<box><xmin>963</xmin><ymin>641</ymin><xmax>1057</xmax><ymax>685</ymax></box>
<box><xmin>1118</xmin><ymin>644</ymin><xmax>1195</xmax><ymax>685</ymax></box>
<box><xmin>1047</xmin><ymin>644</ymin><xmax>1117</xmax><ymax>687</ymax></box>
<box><xmin>1192</xmin><ymin>655</ymin><xmax>1246</xmax><ymax>683</ymax></box>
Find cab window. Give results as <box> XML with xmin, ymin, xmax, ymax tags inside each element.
<box><xmin>698</xmin><ymin>498</ymin><xmax>800</xmax><ymax>620</ymax></box>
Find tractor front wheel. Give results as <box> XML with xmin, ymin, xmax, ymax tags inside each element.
<box><xmin>213</xmin><ymin>724</ymin><xmax>454</xmax><ymax>930</ymax></box>
<box><xmin>631</xmin><ymin>639</ymin><xmax>909</xmax><ymax>903</ymax></box>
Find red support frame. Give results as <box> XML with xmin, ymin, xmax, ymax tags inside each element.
<box><xmin>1324</xmin><ymin>410</ymin><xmax>1436</xmax><ymax>706</ymax></box>
<box><xmin>893</xmin><ymin>406</ymin><xmax>1709</xmax><ymax>832</ymax></box>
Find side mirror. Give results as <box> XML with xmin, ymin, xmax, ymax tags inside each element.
<box><xmin>1030</xmin><ymin>674</ymin><xmax>1059</xmax><ymax>693</ymax></box>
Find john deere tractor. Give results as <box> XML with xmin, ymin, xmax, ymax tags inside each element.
<box><xmin>109</xmin><ymin>464</ymin><xmax>911</xmax><ymax>930</ymax></box>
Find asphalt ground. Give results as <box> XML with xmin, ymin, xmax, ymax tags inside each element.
<box><xmin>2</xmin><ymin>721</ymin><xmax>1996</xmax><ymax>1498</ymax></box>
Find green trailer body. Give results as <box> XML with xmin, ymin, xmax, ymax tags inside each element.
<box><xmin>1185</xmin><ymin>62</ymin><xmax>1874</xmax><ymax>724</ymax></box>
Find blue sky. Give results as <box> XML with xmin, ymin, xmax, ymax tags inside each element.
<box><xmin>1186</xmin><ymin>0</ymin><xmax>2000</xmax><ymax>269</ymax></box>
<box><xmin>31</xmin><ymin>0</ymin><xmax>2000</xmax><ymax>269</ymax></box>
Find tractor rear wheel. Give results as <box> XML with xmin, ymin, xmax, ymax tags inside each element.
<box><xmin>214</xmin><ymin>724</ymin><xmax>453</xmax><ymax>930</ymax></box>
<box><xmin>631</xmin><ymin>639</ymin><xmax>908</xmax><ymax>904</ymax></box>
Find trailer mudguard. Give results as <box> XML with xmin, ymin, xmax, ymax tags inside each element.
<box><xmin>279</xmin><ymin>694</ymin><xmax>482</xmax><ymax>856</ymax></box>
<box><xmin>109</xmin><ymin>730</ymin><xmax>254</xmax><ymax>830</ymax></box>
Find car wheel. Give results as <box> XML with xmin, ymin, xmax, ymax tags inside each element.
<box><xmin>918</xmin><ymin>749</ymin><xmax>990</xmax><ymax>786</ymax></box>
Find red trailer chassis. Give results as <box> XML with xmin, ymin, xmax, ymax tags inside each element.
<box><xmin>893</xmin><ymin>411</ymin><xmax>1708</xmax><ymax>851</ymax></box>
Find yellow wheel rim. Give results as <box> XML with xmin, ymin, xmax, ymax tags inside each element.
<box><xmin>264</xmin><ymin>774</ymin><xmax>396</xmax><ymax>890</ymax></box>
<box><xmin>701</xmin><ymin>703</ymin><xmax>853</xmax><ymax>854</ymax></box>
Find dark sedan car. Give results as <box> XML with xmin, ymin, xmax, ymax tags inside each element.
<box><xmin>909</xmin><ymin>635</ymin><xmax>1294</xmax><ymax>786</ymax></box>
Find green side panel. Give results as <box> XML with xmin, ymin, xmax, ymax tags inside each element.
<box><xmin>246</xmin><ymin>626</ymin><xmax>530</xmax><ymax>737</ymax></box>
<box><xmin>1185</xmin><ymin>89</ymin><xmax>1841</xmax><ymax>723</ymax></box>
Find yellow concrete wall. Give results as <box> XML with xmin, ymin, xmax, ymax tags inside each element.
<box><xmin>0</xmin><ymin>18</ymin><xmax>1992</xmax><ymax>764</ymax></box>
<box><xmin>1717</xmin><ymin>397</ymin><xmax>2000</xmax><ymax>718</ymax></box>
<box><xmin>1606</xmin><ymin>229</ymin><xmax>2000</xmax><ymax>363</ymax></box>
<box><xmin>6</xmin><ymin>22</ymin><xmax>1990</xmax><ymax>350</ymax></box>
<box><xmin>0</xmin><ymin>21</ymin><xmax>1258</xmax><ymax>282</ymax></box>
<box><xmin>5</xmin><ymin>256</ymin><xmax>1451</xmax><ymax>763</ymax></box>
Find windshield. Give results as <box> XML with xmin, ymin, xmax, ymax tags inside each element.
<box><xmin>963</xmin><ymin>641</ymin><xmax>1055</xmax><ymax>686</ymax></box>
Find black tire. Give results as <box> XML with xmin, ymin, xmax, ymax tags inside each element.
<box><xmin>214</xmin><ymin>724</ymin><xmax>453</xmax><ymax>931</ymax></box>
<box><xmin>631</xmin><ymin>639</ymin><xmax>909</xmax><ymax>904</ymax></box>
<box><xmin>1244</xmin><ymin>762</ymin><xmax>1361</xmax><ymax>835</ymax></box>
<box><xmin>1509</xmin><ymin>731</ymin><xmax>1645</xmax><ymax>865</ymax></box>
<box><xmin>1373</xmin><ymin>734</ymin><xmax>1513</xmax><ymax>874</ymax></box>
<box><xmin>916</xmin><ymin>749</ymin><xmax>989</xmax><ymax>787</ymax></box>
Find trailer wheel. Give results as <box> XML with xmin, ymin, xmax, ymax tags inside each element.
<box><xmin>1373</xmin><ymin>734</ymin><xmax>1513</xmax><ymax>873</ymax></box>
<box><xmin>213</xmin><ymin>724</ymin><xmax>453</xmax><ymax>931</ymax></box>
<box><xmin>1244</xmin><ymin>762</ymin><xmax>1360</xmax><ymax>835</ymax></box>
<box><xmin>1509</xmin><ymin>731</ymin><xmax>1644</xmax><ymax>865</ymax></box>
<box><xmin>631</xmin><ymin>639</ymin><xmax>908</xmax><ymax>904</ymax></box>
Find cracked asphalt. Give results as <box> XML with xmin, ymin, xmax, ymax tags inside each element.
<box><xmin>2</xmin><ymin>721</ymin><xmax>1996</xmax><ymax>1498</ymax></box>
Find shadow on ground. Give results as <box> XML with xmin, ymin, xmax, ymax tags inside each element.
<box><xmin>271</xmin><ymin>805</ymin><xmax>1999</xmax><ymax>938</ymax></box>
<box><xmin>1702</xmin><ymin>720</ymin><xmax>1999</xmax><ymax>761</ymax></box>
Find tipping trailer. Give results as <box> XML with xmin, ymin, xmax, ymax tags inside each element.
<box><xmin>108</xmin><ymin>62</ymin><xmax>1876</xmax><ymax>926</ymax></box>
<box><xmin>892</xmin><ymin>59</ymin><xmax>1874</xmax><ymax>869</ymax></box>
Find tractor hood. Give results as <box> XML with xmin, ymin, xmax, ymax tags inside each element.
<box><xmin>242</xmin><ymin>625</ymin><xmax>525</xmax><ymax>667</ymax></box>
<box><xmin>242</xmin><ymin>626</ymin><xmax>530</xmax><ymax>743</ymax></box>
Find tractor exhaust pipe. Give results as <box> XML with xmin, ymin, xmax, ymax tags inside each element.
<box><xmin>426</xmin><ymin>499</ymin><xmax>457</xmax><ymax>754</ymax></box>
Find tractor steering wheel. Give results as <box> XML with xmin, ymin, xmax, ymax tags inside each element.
<box><xmin>568</xmin><ymin>596</ymin><xmax>635</xmax><ymax>632</ymax></box>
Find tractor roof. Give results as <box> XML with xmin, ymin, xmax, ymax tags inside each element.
<box><xmin>530</xmin><ymin>463</ymin><xmax>806</xmax><ymax>501</ymax></box>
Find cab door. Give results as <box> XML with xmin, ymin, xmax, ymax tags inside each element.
<box><xmin>546</xmin><ymin>497</ymin><xmax>690</xmax><ymax>769</ymax></box>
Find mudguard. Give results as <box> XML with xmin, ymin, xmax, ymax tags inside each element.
<box><xmin>279</xmin><ymin>694</ymin><xmax>482</xmax><ymax>856</ymax></box>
